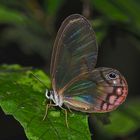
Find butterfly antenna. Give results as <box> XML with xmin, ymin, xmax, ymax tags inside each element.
<box><xmin>30</xmin><ymin>72</ymin><xmax>49</xmax><ymax>89</ymax></box>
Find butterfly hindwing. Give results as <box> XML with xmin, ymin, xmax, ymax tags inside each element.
<box><xmin>63</xmin><ymin>68</ymin><xmax>128</xmax><ymax>112</ymax></box>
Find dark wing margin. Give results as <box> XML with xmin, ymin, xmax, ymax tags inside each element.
<box><xmin>50</xmin><ymin>14</ymin><xmax>98</xmax><ymax>92</ymax></box>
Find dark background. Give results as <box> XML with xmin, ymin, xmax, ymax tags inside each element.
<box><xmin>0</xmin><ymin>0</ymin><xmax>140</xmax><ymax>140</ymax></box>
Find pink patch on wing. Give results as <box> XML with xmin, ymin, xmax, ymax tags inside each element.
<box><xmin>108</xmin><ymin>105</ymin><xmax>114</xmax><ymax>110</ymax></box>
<box><xmin>109</xmin><ymin>95</ymin><xmax>117</xmax><ymax>104</ymax></box>
<box><xmin>102</xmin><ymin>103</ymin><xmax>107</xmax><ymax>110</ymax></box>
<box><xmin>116</xmin><ymin>88</ymin><xmax>122</xmax><ymax>95</ymax></box>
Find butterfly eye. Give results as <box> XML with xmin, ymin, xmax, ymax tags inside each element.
<box><xmin>106</xmin><ymin>72</ymin><xmax>119</xmax><ymax>80</ymax></box>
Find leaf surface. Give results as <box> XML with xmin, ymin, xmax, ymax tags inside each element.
<box><xmin>0</xmin><ymin>65</ymin><xmax>91</xmax><ymax>140</ymax></box>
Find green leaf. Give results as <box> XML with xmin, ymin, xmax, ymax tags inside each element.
<box><xmin>91</xmin><ymin>19</ymin><xmax>108</xmax><ymax>44</ymax></box>
<box><xmin>0</xmin><ymin>5</ymin><xmax>28</xmax><ymax>24</ymax></box>
<box><xmin>44</xmin><ymin>0</ymin><xmax>64</xmax><ymax>16</ymax></box>
<box><xmin>114</xmin><ymin>0</ymin><xmax>140</xmax><ymax>25</ymax></box>
<box><xmin>91</xmin><ymin>0</ymin><xmax>129</xmax><ymax>22</ymax></box>
<box><xmin>114</xmin><ymin>0</ymin><xmax>140</xmax><ymax>34</ymax></box>
<box><xmin>0</xmin><ymin>64</ymin><xmax>91</xmax><ymax>140</ymax></box>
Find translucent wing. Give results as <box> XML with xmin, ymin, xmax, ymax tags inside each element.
<box><xmin>50</xmin><ymin>14</ymin><xmax>98</xmax><ymax>92</ymax></box>
<box><xmin>63</xmin><ymin>68</ymin><xmax>128</xmax><ymax>112</ymax></box>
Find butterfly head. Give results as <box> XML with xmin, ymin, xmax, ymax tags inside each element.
<box><xmin>45</xmin><ymin>89</ymin><xmax>63</xmax><ymax>107</ymax></box>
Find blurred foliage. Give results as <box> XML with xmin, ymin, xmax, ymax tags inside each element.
<box><xmin>0</xmin><ymin>0</ymin><xmax>140</xmax><ymax>140</ymax></box>
<box><xmin>0</xmin><ymin>0</ymin><xmax>65</xmax><ymax>61</ymax></box>
<box><xmin>0</xmin><ymin>0</ymin><xmax>140</xmax><ymax>60</ymax></box>
<box><xmin>91</xmin><ymin>0</ymin><xmax>140</xmax><ymax>46</ymax></box>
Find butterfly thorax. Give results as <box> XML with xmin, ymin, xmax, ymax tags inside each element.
<box><xmin>45</xmin><ymin>89</ymin><xmax>63</xmax><ymax>107</ymax></box>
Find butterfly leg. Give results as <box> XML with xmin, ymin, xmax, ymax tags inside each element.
<box><xmin>43</xmin><ymin>100</ymin><xmax>57</xmax><ymax>120</ymax></box>
<box><xmin>67</xmin><ymin>105</ymin><xmax>73</xmax><ymax>113</ymax></box>
<box><xmin>42</xmin><ymin>103</ymin><xmax>49</xmax><ymax>121</ymax></box>
<box><xmin>60</xmin><ymin>107</ymin><xmax>69</xmax><ymax>128</ymax></box>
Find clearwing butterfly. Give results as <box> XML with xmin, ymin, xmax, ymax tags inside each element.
<box><xmin>46</xmin><ymin>14</ymin><xmax>128</xmax><ymax>116</ymax></box>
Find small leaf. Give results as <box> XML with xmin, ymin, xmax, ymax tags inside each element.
<box><xmin>0</xmin><ymin>65</ymin><xmax>91</xmax><ymax>140</ymax></box>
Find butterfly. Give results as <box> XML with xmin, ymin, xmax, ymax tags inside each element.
<box><xmin>45</xmin><ymin>14</ymin><xmax>128</xmax><ymax>123</ymax></box>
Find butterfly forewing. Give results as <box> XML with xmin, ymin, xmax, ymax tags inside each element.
<box><xmin>50</xmin><ymin>14</ymin><xmax>98</xmax><ymax>92</ymax></box>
